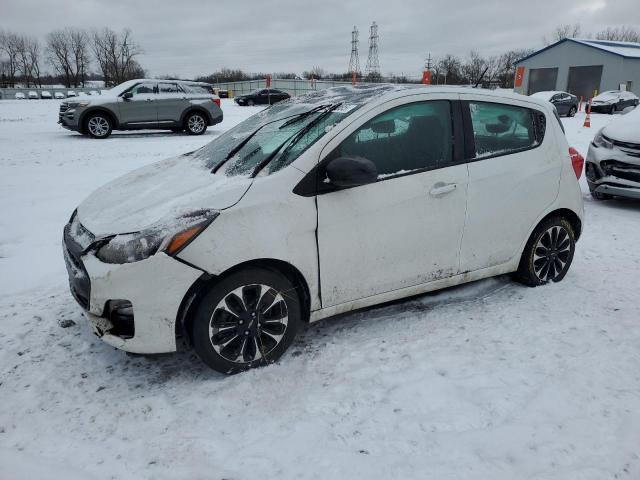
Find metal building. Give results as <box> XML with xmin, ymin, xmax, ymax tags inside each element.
<box><xmin>513</xmin><ymin>38</ymin><xmax>640</xmax><ymax>98</ymax></box>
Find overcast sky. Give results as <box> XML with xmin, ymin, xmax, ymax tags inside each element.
<box><xmin>2</xmin><ymin>0</ymin><xmax>639</xmax><ymax>78</ymax></box>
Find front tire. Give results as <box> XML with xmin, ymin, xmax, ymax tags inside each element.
<box><xmin>568</xmin><ymin>106</ymin><xmax>577</xmax><ymax>117</ymax></box>
<box><xmin>515</xmin><ymin>217</ymin><xmax>576</xmax><ymax>287</ymax></box>
<box><xmin>191</xmin><ymin>268</ymin><xmax>302</xmax><ymax>374</ymax></box>
<box><xmin>185</xmin><ymin>112</ymin><xmax>207</xmax><ymax>135</ymax></box>
<box><xmin>247</xmin><ymin>99</ymin><xmax>255</xmax><ymax>106</ymax></box>
<box><xmin>85</xmin><ymin>113</ymin><xmax>112</xmax><ymax>139</ymax></box>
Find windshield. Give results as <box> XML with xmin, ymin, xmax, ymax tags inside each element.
<box><xmin>105</xmin><ymin>80</ymin><xmax>144</xmax><ymax>97</ymax></box>
<box><xmin>595</xmin><ymin>92</ymin><xmax>619</xmax><ymax>101</ymax></box>
<box><xmin>192</xmin><ymin>83</ymin><xmax>417</xmax><ymax>177</ymax></box>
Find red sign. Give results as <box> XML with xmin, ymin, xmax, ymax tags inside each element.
<box><xmin>421</xmin><ymin>71</ymin><xmax>432</xmax><ymax>85</ymax></box>
<box><xmin>514</xmin><ymin>66</ymin><xmax>525</xmax><ymax>88</ymax></box>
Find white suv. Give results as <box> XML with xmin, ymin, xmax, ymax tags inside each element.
<box><xmin>63</xmin><ymin>85</ymin><xmax>584</xmax><ymax>374</ymax></box>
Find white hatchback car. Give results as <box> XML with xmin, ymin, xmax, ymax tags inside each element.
<box><xmin>63</xmin><ymin>85</ymin><xmax>584</xmax><ymax>373</ymax></box>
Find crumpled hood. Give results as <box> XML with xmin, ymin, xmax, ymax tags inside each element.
<box><xmin>603</xmin><ymin>108</ymin><xmax>640</xmax><ymax>144</ymax></box>
<box><xmin>77</xmin><ymin>154</ymin><xmax>252</xmax><ymax>237</ymax></box>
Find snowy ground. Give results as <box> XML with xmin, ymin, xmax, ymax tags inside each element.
<box><xmin>1</xmin><ymin>99</ymin><xmax>639</xmax><ymax>480</ymax></box>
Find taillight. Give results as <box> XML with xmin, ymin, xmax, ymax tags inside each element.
<box><xmin>212</xmin><ymin>98</ymin><xmax>221</xmax><ymax>107</ymax></box>
<box><xmin>569</xmin><ymin>147</ymin><xmax>584</xmax><ymax>179</ymax></box>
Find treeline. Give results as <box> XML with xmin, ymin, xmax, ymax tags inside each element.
<box><xmin>0</xmin><ymin>27</ymin><xmax>145</xmax><ymax>88</ymax></box>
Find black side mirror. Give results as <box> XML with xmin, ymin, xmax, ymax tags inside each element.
<box><xmin>325</xmin><ymin>156</ymin><xmax>378</xmax><ymax>188</ymax></box>
<box><xmin>122</xmin><ymin>92</ymin><xmax>133</xmax><ymax>100</ymax></box>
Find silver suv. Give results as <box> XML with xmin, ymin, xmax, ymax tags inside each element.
<box><xmin>58</xmin><ymin>79</ymin><xmax>223</xmax><ymax>139</ymax></box>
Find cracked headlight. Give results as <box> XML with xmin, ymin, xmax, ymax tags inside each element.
<box><xmin>95</xmin><ymin>210</ymin><xmax>219</xmax><ymax>264</ymax></box>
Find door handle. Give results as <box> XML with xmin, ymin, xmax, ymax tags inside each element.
<box><xmin>429</xmin><ymin>182</ymin><xmax>457</xmax><ymax>197</ymax></box>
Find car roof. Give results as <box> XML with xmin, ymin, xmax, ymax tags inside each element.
<box><xmin>292</xmin><ymin>84</ymin><xmax>551</xmax><ymax>111</ymax></box>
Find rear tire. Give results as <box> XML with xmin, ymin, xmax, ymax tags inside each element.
<box><xmin>185</xmin><ymin>112</ymin><xmax>207</xmax><ymax>135</ymax></box>
<box><xmin>190</xmin><ymin>268</ymin><xmax>302</xmax><ymax>374</ymax></box>
<box><xmin>85</xmin><ymin>113</ymin><xmax>112</xmax><ymax>139</ymax></box>
<box><xmin>515</xmin><ymin>217</ymin><xmax>576</xmax><ymax>287</ymax></box>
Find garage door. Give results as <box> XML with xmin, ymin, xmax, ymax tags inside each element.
<box><xmin>567</xmin><ymin>65</ymin><xmax>603</xmax><ymax>99</ymax></box>
<box><xmin>527</xmin><ymin>68</ymin><xmax>558</xmax><ymax>94</ymax></box>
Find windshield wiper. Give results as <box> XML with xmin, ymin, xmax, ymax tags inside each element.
<box><xmin>251</xmin><ymin>103</ymin><xmax>343</xmax><ymax>177</ymax></box>
<box><xmin>278</xmin><ymin>104</ymin><xmax>332</xmax><ymax>129</ymax></box>
<box><xmin>211</xmin><ymin>105</ymin><xmax>335</xmax><ymax>174</ymax></box>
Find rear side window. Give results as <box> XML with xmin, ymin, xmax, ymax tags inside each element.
<box><xmin>468</xmin><ymin>102</ymin><xmax>545</xmax><ymax>159</ymax></box>
<box><xmin>329</xmin><ymin>100</ymin><xmax>453</xmax><ymax>178</ymax></box>
<box><xmin>159</xmin><ymin>82</ymin><xmax>180</xmax><ymax>93</ymax></box>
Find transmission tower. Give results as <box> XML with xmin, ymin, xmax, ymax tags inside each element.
<box><xmin>365</xmin><ymin>21</ymin><xmax>380</xmax><ymax>76</ymax></box>
<box><xmin>348</xmin><ymin>26</ymin><xmax>360</xmax><ymax>77</ymax></box>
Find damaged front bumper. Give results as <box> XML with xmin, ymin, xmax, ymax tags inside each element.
<box><xmin>63</xmin><ymin>221</ymin><xmax>203</xmax><ymax>354</ymax></box>
<box><xmin>585</xmin><ymin>141</ymin><xmax>640</xmax><ymax>200</ymax></box>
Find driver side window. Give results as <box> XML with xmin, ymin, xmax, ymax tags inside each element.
<box><xmin>131</xmin><ymin>82</ymin><xmax>157</xmax><ymax>96</ymax></box>
<box><xmin>329</xmin><ymin>100</ymin><xmax>453</xmax><ymax>178</ymax></box>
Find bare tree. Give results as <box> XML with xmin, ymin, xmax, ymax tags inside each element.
<box><xmin>91</xmin><ymin>27</ymin><xmax>143</xmax><ymax>86</ymax></box>
<box><xmin>46</xmin><ymin>28</ymin><xmax>90</xmax><ymax>87</ymax></box>
<box><xmin>46</xmin><ymin>29</ymin><xmax>73</xmax><ymax>87</ymax></box>
<box><xmin>544</xmin><ymin>24</ymin><xmax>583</xmax><ymax>45</ymax></box>
<box><xmin>0</xmin><ymin>30</ymin><xmax>20</xmax><ymax>87</ymax></box>
<box><xmin>495</xmin><ymin>48</ymin><xmax>534</xmax><ymax>88</ymax></box>
<box><xmin>462</xmin><ymin>50</ymin><xmax>486</xmax><ymax>85</ymax></box>
<box><xmin>27</xmin><ymin>37</ymin><xmax>42</xmax><ymax>87</ymax></box>
<box><xmin>596</xmin><ymin>26</ymin><xmax>640</xmax><ymax>43</ymax></box>
<box><xmin>69</xmin><ymin>28</ymin><xmax>90</xmax><ymax>86</ymax></box>
<box><xmin>437</xmin><ymin>54</ymin><xmax>462</xmax><ymax>85</ymax></box>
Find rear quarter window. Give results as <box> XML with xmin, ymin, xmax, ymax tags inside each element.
<box><xmin>468</xmin><ymin>101</ymin><xmax>547</xmax><ymax>159</ymax></box>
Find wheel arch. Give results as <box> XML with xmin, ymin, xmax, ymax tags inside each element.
<box><xmin>537</xmin><ymin>208</ymin><xmax>582</xmax><ymax>240</ymax></box>
<box><xmin>180</xmin><ymin>107</ymin><xmax>213</xmax><ymax>127</ymax></box>
<box><xmin>79</xmin><ymin>107</ymin><xmax>119</xmax><ymax>132</ymax></box>
<box><xmin>175</xmin><ymin>258</ymin><xmax>312</xmax><ymax>346</ymax></box>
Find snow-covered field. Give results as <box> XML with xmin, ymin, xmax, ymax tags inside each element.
<box><xmin>1</xmin><ymin>99</ymin><xmax>639</xmax><ymax>479</ymax></box>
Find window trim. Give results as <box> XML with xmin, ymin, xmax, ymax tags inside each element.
<box><xmin>293</xmin><ymin>99</ymin><xmax>464</xmax><ymax>197</ymax></box>
<box><xmin>461</xmin><ymin>100</ymin><xmax>546</xmax><ymax>164</ymax></box>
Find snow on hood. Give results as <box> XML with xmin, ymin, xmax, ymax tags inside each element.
<box><xmin>602</xmin><ymin>107</ymin><xmax>640</xmax><ymax>144</ymax></box>
<box><xmin>77</xmin><ymin>154</ymin><xmax>252</xmax><ymax>237</ymax></box>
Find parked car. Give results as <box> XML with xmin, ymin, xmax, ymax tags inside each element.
<box><xmin>15</xmin><ymin>92</ymin><xmax>26</xmax><ymax>100</ymax></box>
<box><xmin>88</xmin><ymin>90</ymin><xmax>100</xmax><ymax>96</ymax></box>
<box><xmin>58</xmin><ymin>79</ymin><xmax>223</xmax><ymax>139</ymax></box>
<box><xmin>54</xmin><ymin>92</ymin><xmax>66</xmax><ymax>99</ymax></box>
<box><xmin>67</xmin><ymin>91</ymin><xmax>77</xmax><ymax>97</ymax></box>
<box><xmin>40</xmin><ymin>91</ymin><xmax>52</xmax><ymax>99</ymax></box>
<box><xmin>234</xmin><ymin>88</ymin><xmax>290</xmax><ymax>106</ymax></box>
<box><xmin>28</xmin><ymin>91</ymin><xmax>38</xmax><ymax>99</ymax></box>
<box><xmin>215</xmin><ymin>88</ymin><xmax>229</xmax><ymax>98</ymax></box>
<box><xmin>531</xmin><ymin>91</ymin><xmax>578</xmax><ymax>117</ymax></box>
<box><xmin>63</xmin><ymin>85</ymin><xmax>584</xmax><ymax>373</ymax></box>
<box><xmin>590</xmin><ymin>90</ymin><xmax>639</xmax><ymax>114</ymax></box>
<box><xmin>586</xmin><ymin>106</ymin><xmax>640</xmax><ymax>200</ymax></box>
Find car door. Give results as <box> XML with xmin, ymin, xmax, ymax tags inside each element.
<box><xmin>117</xmin><ymin>81</ymin><xmax>158</xmax><ymax>127</ymax></box>
<box><xmin>552</xmin><ymin>94</ymin><xmax>569</xmax><ymax>115</ymax></box>
<box><xmin>316</xmin><ymin>95</ymin><xmax>469</xmax><ymax>307</ymax></box>
<box><xmin>156</xmin><ymin>82</ymin><xmax>189</xmax><ymax>125</ymax></box>
<box><xmin>458</xmin><ymin>95</ymin><xmax>560</xmax><ymax>273</ymax></box>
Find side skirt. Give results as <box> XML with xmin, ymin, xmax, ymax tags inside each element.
<box><xmin>308</xmin><ymin>260</ymin><xmax>518</xmax><ymax>323</ymax></box>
